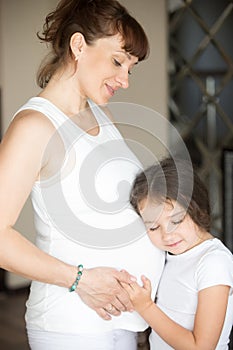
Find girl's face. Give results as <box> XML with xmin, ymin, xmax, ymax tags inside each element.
<box><xmin>139</xmin><ymin>198</ymin><xmax>207</xmax><ymax>255</ymax></box>
<box><xmin>76</xmin><ymin>34</ymin><xmax>138</xmax><ymax>105</ymax></box>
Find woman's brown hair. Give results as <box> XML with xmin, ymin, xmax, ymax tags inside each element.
<box><xmin>37</xmin><ymin>0</ymin><xmax>149</xmax><ymax>88</ymax></box>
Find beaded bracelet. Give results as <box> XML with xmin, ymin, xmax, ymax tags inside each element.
<box><xmin>69</xmin><ymin>264</ymin><xmax>84</xmax><ymax>292</ymax></box>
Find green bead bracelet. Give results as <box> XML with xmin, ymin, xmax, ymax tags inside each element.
<box><xmin>69</xmin><ymin>264</ymin><xmax>83</xmax><ymax>292</ymax></box>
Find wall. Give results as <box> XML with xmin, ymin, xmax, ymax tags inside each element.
<box><xmin>0</xmin><ymin>0</ymin><xmax>168</xmax><ymax>287</ymax></box>
<box><xmin>113</xmin><ymin>0</ymin><xmax>168</xmax><ymax>168</ymax></box>
<box><xmin>114</xmin><ymin>0</ymin><xmax>168</xmax><ymax>115</ymax></box>
<box><xmin>0</xmin><ymin>0</ymin><xmax>58</xmax><ymax>288</ymax></box>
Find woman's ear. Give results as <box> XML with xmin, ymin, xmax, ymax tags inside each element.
<box><xmin>70</xmin><ymin>32</ymin><xmax>86</xmax><ymax>61</ymax></box>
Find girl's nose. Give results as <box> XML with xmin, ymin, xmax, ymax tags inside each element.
<box><xmin>161</xmin><ymin>224</ymin><xmax>176</xmax><ymax>239</ymax></box>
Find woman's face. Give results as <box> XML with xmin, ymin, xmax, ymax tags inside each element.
<box><xmin>139</xmin><ymin>198</ymin><xmax>206</xmax><ymax>255</ymax></box>
<box><xmin>77</xmin><ymin>34</ymin><xmax>139</xmax><ymax>105</ymax></box>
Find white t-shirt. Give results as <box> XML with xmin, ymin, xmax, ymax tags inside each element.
<box><xmin>15</xmin><ymin>97</ymin><xmax>165</xmax><ymax>334</ymax></box>
<box><xmin>150</xmin><ymin>238</ymin><xmax>233</xmax><ymax>349</ymax></box>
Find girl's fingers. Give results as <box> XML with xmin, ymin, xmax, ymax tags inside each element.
<box><xmin>141</xmin><ymin>275</ymin><xmax>151</xmax><ymax>291</ymax></box>
<box><xmin>121</xmin><ymin>281</ymin><xmax>130</xmax><ymax>291</ymax></box>
<box><xmin>121</xmin><ymin>281</ymin><xmax>134</xmax><ymax>292</ymax></box>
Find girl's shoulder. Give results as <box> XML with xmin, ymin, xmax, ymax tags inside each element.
<box><xmin>195</xmin><ymin>238</ymin><xmax>233</xmax><ymax>290</ymax></box>
<box><xmin>201</xmin><ymin>238</ymin><xmax>232</xmax><ymax>259</ymax></box>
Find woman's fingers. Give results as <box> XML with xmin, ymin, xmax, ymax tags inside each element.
<box><xmin>104</xmin><ymin>303</ymin><xmax>121</xmax><ymax>316</ymax></box>
<box><xmin>115</xmin><ymin>287</ymin><xmax>135</xmax><ymax>312</ymax></box>
<box><xmin>77</xmin><ymin>267</ymin><xmax>137</xmax><ymax>313</ymax></box>
<box><xmin>95</xmin><ymin>307</ymin><xmax>112</xmax><ymax>320</ymax></box>
<box><xmin>118</xmin><ymin>269</ymin><xmax>137</xmax><ymax>283</ymax></box>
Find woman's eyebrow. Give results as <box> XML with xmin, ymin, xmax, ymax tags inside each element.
<box><xmin>117</xmin><ymin>50</ymin><xmax>131</xmax><ymax>59</ymax></box>
<box><xmin>117</xmin><ymin>50</ymin><xmax>138</xmax><ymax>63</ymax></box>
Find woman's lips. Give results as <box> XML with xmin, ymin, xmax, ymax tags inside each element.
<box><xmin>106</xmin><ymin>84</ymin><xmax>116</xmax><ymax>96</ymax></box>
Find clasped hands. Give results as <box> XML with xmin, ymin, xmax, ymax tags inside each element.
<box><xmin>76</xmin><ymin>267</ymin><xmax>153</xmax><ymax>320</ymax></box>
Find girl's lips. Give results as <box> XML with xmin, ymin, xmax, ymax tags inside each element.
<box><xmin>167</xmin><ymin>240</ymin><xmax>183</xmax><ymax>248</ymax></box>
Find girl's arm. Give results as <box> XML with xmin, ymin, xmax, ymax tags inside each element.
<box><xmin>0</xmin><ymin>111</ymin><xmax>135</xmax><ymax>319</ymax></box>
<box><xmin>124</xmin><ymin>275</ymin><xmax>230</xmax><ymax>350</ymax></box>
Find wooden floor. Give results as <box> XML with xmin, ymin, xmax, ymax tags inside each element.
<box><xmin>0</xmin><ymin>289</ymin><xmax>149</xmax><ymax>350</ymax></box>
<box><xmin>0</xmin><ymin>289</ymin><xmax>30</xmax><ymax>350</ymax></box>
<box><xmin>0</xmin><ymin>289</ymin><xmax>232</xmax><ymax>350</ymax></box>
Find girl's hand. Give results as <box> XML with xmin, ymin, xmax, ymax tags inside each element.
<box><xmin>122</xmin><ymin>275</ymin><xmax>154</xmax><ymax>313</ymax></box>
<box><xmin>77</xmin><ymin>267</ymin><xmax>136</xmax><ymax>320</ymax></box>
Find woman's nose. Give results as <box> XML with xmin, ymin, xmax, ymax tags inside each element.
<box><xmin>116</xmin><ymin>70</ymin><xmax>129</xmax><ymax>89</ymax></box>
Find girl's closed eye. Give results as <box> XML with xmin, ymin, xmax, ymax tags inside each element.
<box><xmin>148</xmin><ymin>217</ymin><xmax>185</xmax><ymax>232</ymax></box>
<box><xmin>171</xmin><ymin>217</ymin><xmax>185</xmax><ymax>225</ymax></box>
<box><xmin>149</xmin><ymin>225</ymin><xmax>160</xmax><ymax>232</ymax></box>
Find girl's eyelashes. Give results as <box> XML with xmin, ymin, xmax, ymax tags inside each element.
<box><xmin>149</xmin><ymin>225</ymin><xmax>159</xmax><ymax>232</ymax></box>
<box><xmin>148</xmin><ymin>217</ymin><xmax>185</xmax><ymax>232</ymax></box>
<box><xmin>171</xmin><ymin>217</ymin><xmax>184</xmax><ymax>225</ymax></box>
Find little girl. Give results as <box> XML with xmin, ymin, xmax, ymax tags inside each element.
<box><xmin>124</xmin><ymin>157</ymin><xmax>233</xmax><ymax>350</ymax></box>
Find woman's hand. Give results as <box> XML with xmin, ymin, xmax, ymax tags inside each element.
<box><xmin>76</xmin><ymin>267</ymin><xmax>137</xmax><ymax>320</ymax></box>
<box><xmin>122</xmin><ymin>275</ymin><xmax>154</xmax><ymax>314</ymax></box>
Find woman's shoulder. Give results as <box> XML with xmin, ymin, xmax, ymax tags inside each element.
<box><xmin>2</xmin><ymin>106</ymin><xmax>56</xmax><ymax>156</ymax></box>
<box><xmin>13</xmin><ymin>107</ymin><xmax>53</xmax><ymax>126</ymax></box>
<box><xmin>9</xmin><ymin>112</ymin><xmax>53</xmax><ymax>148</ymax></box>
<box><xmin>11</xmin><ymin>101</ymin><xmax>56</xmax><ymax>136</ymax></box>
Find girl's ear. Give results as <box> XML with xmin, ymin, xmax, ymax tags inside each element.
<box><xmin>70</xmin><ymin>32</ymin><xmax>86</xmax><ymax>61</ymax></box>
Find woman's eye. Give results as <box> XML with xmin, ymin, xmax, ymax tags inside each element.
<box><xmin>113</xmin><ymin>58</ymin><xmax>132</xmax><ymax>75</ymax></box>
<box><xmin>113</xmin><ymin>59</ymin><xmax>121</xmax><ymax>67</ymax></box>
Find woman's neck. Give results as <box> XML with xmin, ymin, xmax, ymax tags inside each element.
<box><xmin>38</xmin><ymin>71</ymin><xmax>88</xmax><ymax>117</ymax></box>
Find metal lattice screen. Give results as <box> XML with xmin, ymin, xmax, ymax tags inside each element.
<box><xmin>168</xmin><ymin>0</ymin><xmax>233</xmax><ymax>240</ymax></box>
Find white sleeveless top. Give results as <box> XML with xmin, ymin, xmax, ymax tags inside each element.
<box><xmin>16</xmin><ymin>97</ymin><xmax>165</xmax><ymax>333</ymax></box>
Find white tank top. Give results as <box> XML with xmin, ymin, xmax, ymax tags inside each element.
<box><xmin>16</xmin><ymin>97</ymin><xmax>165</xmax><ymax>333</ymax></box>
